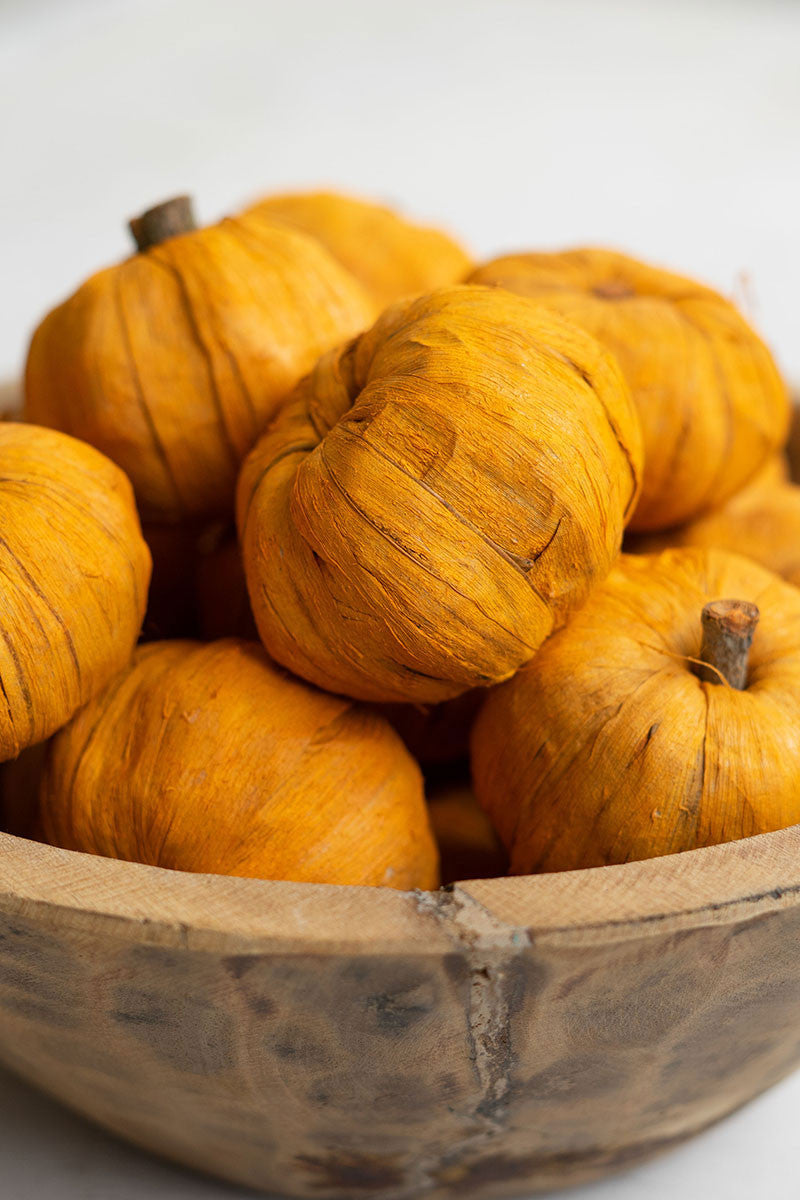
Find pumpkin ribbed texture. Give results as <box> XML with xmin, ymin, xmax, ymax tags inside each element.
<box><xmin>470</xmin><ymin>249</ymin><xmax>789</xmax><ymax>531</ymax></box>
<box><xmin>0</xmin><ymin>422</ymin><xmax>150</xmax><ymax>761</ymax></box>
<box><xmin>40</xmin><ymin>639</ymin><xmax>438</xmax><ymax>890</ymax></box>
<box><xmin>472</xmin><ymin>548</ymin><xmax>800</xmax><ymax>873</ymax></box>
<box><xmin>237</xmin><ymin>285</ymin><xmax>643</xmax><ymax>704</ymax></box>
<box><xmin>246</xmin><ymin>190</ymin><xmax>472</xmax><ymax>308</ymax></box>
<box><xmin>24</xmin><ymin>214</ymin><xmax>375</xmax><ymax>523</ymax></box>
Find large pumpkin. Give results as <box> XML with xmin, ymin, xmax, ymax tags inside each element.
<box><xmin>246</xmin><ymin>189</ymin><xmax>471</xmax><ymax>308</ymax></box>
<box><xmin>237</xmin><ymin>285</ymin><xmax>643</xmax><ymax>704</ymax></box>
<box><xmin>25</xmin><ymin>197</ymin><xmax>374</xmax><ymax>523</ymax></box>
<box><xmin>470</xmin><ymin>249</ymin><xmax>789</xmax><ymax>531</ymax></box>
<box><xmin>40</xmin><ymin>639</ymin><xmax>438</xmax><ymax>890</ymax></box>
<box><xmin>472</xmin><ymin>547</ymin><xmax>800</xmax><ymax>873</ymax></box>
<box><xmin>0</xmin><ymin>422</ymin><xmax>150</xmax><ymax>761</ymax></box>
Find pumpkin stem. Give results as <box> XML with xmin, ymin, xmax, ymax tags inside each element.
<box><xmin>695</xmin><ymin>599</ymin><xmax>760</xmax><ymax>689</ymax></box>
<box><xmin>129</xmin><ymin>196</ymin><xmax>197</xmax><ymax>252</ymax></box>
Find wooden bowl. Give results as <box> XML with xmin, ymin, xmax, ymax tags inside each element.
<box><xmin>2</xmin><ymin>826</ymin><xmax>800</xmax><ymax>1198</ymax></box>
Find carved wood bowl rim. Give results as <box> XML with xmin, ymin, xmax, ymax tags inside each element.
<box><xmin>3</xmin><ymin>823</ymin><xmax>800</xmax><ymax>956</ymax></box>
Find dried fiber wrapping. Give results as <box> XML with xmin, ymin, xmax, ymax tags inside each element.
<box><xmin>0</xmin><ymin>422</ymin><xmax>150</xmax><ymax>761</ymax></box>
<box><xmin>39</xmin><ymin>639</ymin><xmax>439</xmax><ymax>890</ymax></box>
<box><xmin>472</xmin><ymin>547</ymin><xmax>800</xmax><ymax>874</ymax></box>
<box><xmin>246</xmin><ymin>189</ymin><xmax>472</xmax><ymax>309</ymax></box>
<box><xmin>24</xmin><ymin>214</ymin><xmax>375</xmax><ymax>523</ymax></box>
<box><xmin>470</xmin><ymin>248</ymin><xmax>789</xmax><ymax>532</ymax></box>
<box><xmin>237</xmin><ymin>285</ymin><xmax>643</xmax><ymax>704</ymax></box>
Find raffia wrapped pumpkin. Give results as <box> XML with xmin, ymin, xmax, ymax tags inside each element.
<box><xmin>246</xmin><ymin>190</ymin><xmax>472</xmax><ymax>308</ymax></box>
<box><xmin>238</xmin><ymin>285</ymin><xmax>643</xmax><ymax>704</ymax></box>
<box><xmin>0</xmin><ymin>422</ymin><xmax>150</xmax><ymax>761</ymax></box>
<box><xmin>24</xmin><ymin>197</ymin><xmax>374</xmax><ymax>523</ymax></box>
<box><xmin>472</xmin><ymin>547</ymin><xmax>800</xmax><ymax>874</ymax></box>
<box><xmin>470</xmin><ymin>249</ymin><xmax>789</xmax><ymax>531</ymax></box>
<box><xmin>40</xmin><ymin>639</ymin><xmax>438</xmax><ymax>889</ymax></box>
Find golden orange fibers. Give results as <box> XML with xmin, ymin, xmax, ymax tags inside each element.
<box><xmin>40</xmin><ymin>639</ymin><xmax>439</xmax><ymax>890</ymax></box>
<box><xmin>237</xmin><ymin>285</ymin><xmax>643</xmax><ymax>704</ymax></box>
<box><xmin>25</xmin><ymin>212</ymin><xmax>374</xmax><ymax>522</ymax></box>
<box><xmin>472</xmin><ymin>548</ymin><xmax>800</xmax><ymax>873</ymax></box>
<box><xmin>470</xmin><ymin>248</ymin><xmax>789</xmax><ymax>532</ymax></box>
<box><xmin>0</xmin><ymin>422</ymin><xmax>150</xmax><ymax>761</ymax></box>
<box><xmin>246</xmin><ymin>189</ymin><xmax>472</xmax><ymax>308</ymax></box>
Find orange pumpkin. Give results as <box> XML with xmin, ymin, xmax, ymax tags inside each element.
<box><xmin>0</xmin><ymin>422</ymin><xmax>150</xmax><ymax>762</ymax></box>
<box><xmin>472</xmin><ymin>548</ymin><xmax>800</xmax><ymax>873</ymax></box>
<box><xmin>25</xmin><ymin>196</ymin><xmax>374</xmax><ymax>523</ymax></box>
<box><xmin>246</xmin><ymin>189</ymin><xmax>471</xmax><ymax>308</ymax></box>
<box><xmin>470</xmin><ymin>249</ymin><xmax>789</xmax><ymax>531</ymax></box>
<box><xmin>238</xmin><ymin>285</ymin><xmax>643</xmax><ymax>704</ymax></box>
<box><xmin>39</xmin><ymin>639</ymin><xmax>439</xmax><ymax>890</ymax></box>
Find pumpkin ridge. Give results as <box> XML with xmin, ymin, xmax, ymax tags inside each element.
<box><xmin>155</xmin><ymin>250</ymin><xmax>241</xmax><ymax>471</ymax></box>
<box><xmin>0</xmin><ymin>533</ymin><xmax>82</xmax><ymax>688</ymax></box>
<box><xmin>112</xmin><ymin>271</ymin><xmax>184</xmax><ymax>517</ymax></box>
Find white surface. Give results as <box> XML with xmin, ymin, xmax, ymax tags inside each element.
<box><xmin>1</xmin><ymin>0</ymin><xmax>800</xmax><ymax>1196</ymax></box>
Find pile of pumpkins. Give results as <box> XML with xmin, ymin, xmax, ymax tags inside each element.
<box><xmin>2</xmin><ymin>188</ymin><xmax>799</xmax><ymax>892</ymax></box>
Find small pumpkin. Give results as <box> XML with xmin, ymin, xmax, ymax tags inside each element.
<box><xmin>630</xmin><ymin>474</ymin><xmax>800</xmax><ymax>589</ymax></box>
<box><xmin>238</xmin><ymin>285</ymin><xmax>643</xmax><ymax>704</ymax></box>
<box><xmin>427</xmin><ymin>779</ymin><xmax>507</xmax><ymax>885</ymax></box>
<box><xmin>470</xmin><ymin>249</ymin><xmax>789</xmax><ymax>531</ymax></box>
<box><xmin>0</xmin><ymin>422</ymin><xmax>150</xmax><ymax>762</ymax></box>
<box><xmin>472</xmin><ymin>548</ymin><xmax>800</xmax><ymax>873</ymax></box>
<box><xmin>25</xmin><ymin>196</ymin><xmax>374</xmax><ymax>523</ymax></box>
<box><xmin>39</xmin><ymin>639</ymin><xmax>439</xmax><ymax>890</ymax></box>
<box><xmin>246</xmin><ymin>189</ymin><xmax>471</xmax><ymax>309</ymax></box>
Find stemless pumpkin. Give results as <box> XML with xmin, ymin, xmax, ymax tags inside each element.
<box><xmin>25</xmin><ymin>197</ymin><xmax>375</xmax><ymax>523</ymax></box>
<box><xmin>0</xmin><ymin>422</ymin><xmax>150</xmax><ymax>762</ymax></box>
<box><xmin>246</xmin><ymin>189</ymin><xmax>472</xmax><ymax>308</ymax></box>
<box><xmin>238</xmin><ymin>285</ymin><xmax>643</xmax><ymax>704</ymax></box>
<box><xmin>472</xmin><ymin>547</ymin><xmax>800</xmax><ymax>874</ymax></box>
<box><xmin>470</xmin><ymin>249</ymin><xmax>789</xmax><ymax>531</ymax></box>
<box><xmin>39</xmin><ymin>639</ymin><xmax>438</xmax><ymax>890</ymax></box>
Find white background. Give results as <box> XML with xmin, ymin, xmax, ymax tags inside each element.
<box><xmin>1</xmin><ymin>0</ymin><xmax>800</xmax><ymax>1196</ymax></box>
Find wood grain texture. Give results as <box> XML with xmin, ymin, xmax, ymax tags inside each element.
<box><xmin>2</xmin><ymin>826</ymin><xmax>800</xmax><ymax>1197</ymax></box>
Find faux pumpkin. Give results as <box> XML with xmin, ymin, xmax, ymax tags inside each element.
<box><xmin>629</xmin><ymin>463</ymin><xmax>800</xmax><ymax>588</ymax></box>
<box><xmin>238</xmin><ymin>285</ymin><xmax>643</xmax><ymax>704</ymax></box>
<box><xmin>246</xmin><ymin>189</ymin><xmax>472</xmax><ymax>309</ymax></box>
<box><xmin>24</xmin><ymin>196</ymin><xmax>375</xmax><ymax>523</ymax></box>
<box><xmin>472</xmin><ymin>547</ymin><xmax>800</xmax><ymax>874</ymax></box>
<box><xmin>39</xmin><ymin>639</ymin><xmax>439</xmax><ymax>890</ymax></box>
<box><xmin>427</xmin><ymin>779</ymin><xmax>507</xmax><ymax>885</ymax></box>
<box><xmin>0</xmin><ymin>422</ymin><xmax>150</xmax><ymax>761</ymax></box>
<box><xmin>470</xmin><ymin>249</ymin><xmax>789</xmax><ymax>531</ymax></box>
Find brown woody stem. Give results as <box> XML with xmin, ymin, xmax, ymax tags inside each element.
<box><xmin>695</xmin><ymin>599</ymin><xmax>759</xmax><ymax>689</ymax></box>
<box><xmin>129</xmin><ymin>196</ymin><xmax>197</xmax><ymax>251</ymax></box>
